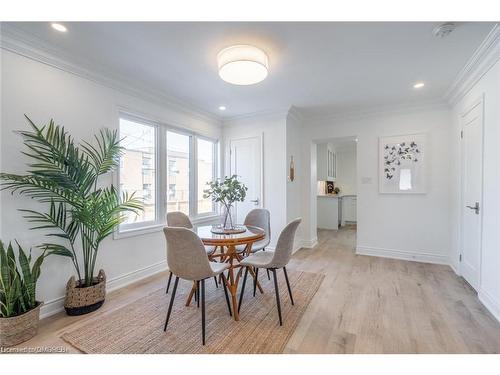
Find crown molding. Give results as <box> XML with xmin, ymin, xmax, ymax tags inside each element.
<box><xmin>286</xmin><ymin>105</ymin><xmax>304</xmax><ymax>122</ymax></box>
<box><xmin>303</xmin><ymin>99</ymin><xmax>450</xmax><ymax>125</ymax></box>
<box><xmin>444</xmin><ymin>24</ymin><xmax>500</xmax><ymax>106</ymax></box>
<box><xmin>0</xmin><ymin>25</ymin><xmax>221</xmax><ymax>126</ymax></box>
<box><xmin>221</xmin><ymin>106</ymin><xmax>291</xmax><ymax>125</ymax></box>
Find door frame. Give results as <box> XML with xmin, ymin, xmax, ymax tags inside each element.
<box><xmin>227</xmin><ymin>133</ymin><xmax>265</xmax><ymax>219</ymax></box>
<box><xmin>458</xmin><ymin>94</ymin><xmax>485</xmax><ymax>288</ymax></box>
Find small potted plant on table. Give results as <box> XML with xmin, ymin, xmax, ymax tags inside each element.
<box><xmin>203</xmin><ymin>175</ymin><xmax>247</xmax><ymax>233</ymax></box>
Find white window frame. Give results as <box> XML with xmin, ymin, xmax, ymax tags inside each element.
<box><xmin>116</xmin><ymin>113</ymin><xmax>164</xmax><ymax>235</ymax></box>
<box><xmin>194</xmin><ymin>135</ymin><xmax>219</xmax><ymax>219</ymax></box>
<box><xmin>116</xmin><ymin>111</ymin><xmax>219</xmax><ymax>238</ymax></box>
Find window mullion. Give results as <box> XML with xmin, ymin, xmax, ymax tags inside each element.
<box><xmin>158</xmin><ymin>126</ymin><xmax>167</xmax><ymax>225</ymax></box>
<box><xmin>190</xmin><ymin>135</ymin><xmax>197</xmax><ymax>217</ymax></box>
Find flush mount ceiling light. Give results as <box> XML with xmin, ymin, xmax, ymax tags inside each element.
<box><xmin>218</xmin><ymin>106</ymin><xmax>226</xmax><ymax>111</ymax></box>
<box><xmin>217</xmin><ymin>45</ymin><xmax>269</xmax><ymax>85</ymax></box>
<box><xmin>413</xmin><ymin>82</ymin><xmax>425</xmax><ymax>89</ymax></box>
<box><xmin>51</xmin><ymin>23</ymin><xmax>67</xmax><ymax>32</ymax></box>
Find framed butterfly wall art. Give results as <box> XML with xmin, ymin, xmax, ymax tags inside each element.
<box><xmin>379</xmin><ymin>133</ymin><xmax>427</xmax><ymax>194</ymax></box>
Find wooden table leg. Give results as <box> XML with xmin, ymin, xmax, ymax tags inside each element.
<box><xmin>185</xmin><ymin>281</ymin><xmax>196</xmax><ymax>307</ymax></box>
<box><xmin>226</xmin><ymin>249</ymin><xmax>239</xmax><ymax>321</ymax></box>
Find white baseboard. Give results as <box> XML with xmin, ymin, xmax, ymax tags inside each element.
<box><xmin>356</xmin><ymin>245</ymin><xmax>450</xmax><ymax>265</ymax></box>
<box><xmin>40</xmin><ymin>260</ymin><xmax>168</xmax><ymax>319</ymax></box>
<box><xmin>449</xmin><ymin>262</ymin><xmax>460</xmax><ymax>275</ymax></box>
<box><xmin>478</xmin><ymin>289</ymin><xmax>500</xmax><ymax>324</ymax></box>
<box><xmin>299</xmin><ymin>237</ymin><xmax>318</xmax><ymax>249</ymax></box>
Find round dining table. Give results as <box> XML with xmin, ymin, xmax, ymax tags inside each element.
<box><xmin>190</xmin><ymin>224</ymin><xmax>266</xmax><ymax>321</ymax></box>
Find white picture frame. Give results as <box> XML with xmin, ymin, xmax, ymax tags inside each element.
<box><xmin>379</xmin><ymin>133</ymin><xmax>427</xmax><ymax>194</ymax></box>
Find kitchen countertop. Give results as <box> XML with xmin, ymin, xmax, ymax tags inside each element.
<box><xmin>318</xmin><ymin>194</ymin><xmax>357</xmax><ymax>198</ymax></box>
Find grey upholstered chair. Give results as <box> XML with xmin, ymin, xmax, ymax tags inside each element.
<box><xmin>239</xmin><ymin>209</ymin><xmax>271</xmax><ymax>252</ymax></box>
<box><xmin>238</xmin><ymin>218</ymin><xmax>301</xmax><ymax>326</ymax></box>
<box><xmin>235</xmin><ymin>208</ymin><xmax>272</xmax><ymax>284</ymax></box>
<box><xmin>165</xmin><ymin>211</ymin><xmax>217</xmax><ymax>294</ymax></box>
<box><xmin>166</xmin><ymin>211</ymin><xmax>193</xmax><ymax>228</ymax></box>
<box><xmin>163</xmin><ymin>226</ymin><xmax>231</xmax><ymax>345</ymax></box>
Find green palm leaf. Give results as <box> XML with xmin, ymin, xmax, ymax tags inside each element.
<box><xmin>1</xmin><ymin>117</ymin><xmax>143</xmax><ymax>287</ymax></box>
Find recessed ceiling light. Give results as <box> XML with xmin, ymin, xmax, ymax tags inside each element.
<box><xmin>218</xmin><ymin>106</ymin><xmax>226</xmax><ymax>111</ymax></box>
<box><xmin>413</xmin><ymin>82</ymin><xmax>425</xmax><ymax>89</ymax></box>
<box><xmin>51</xmin><ymin>23</ymin><xmax>67</xmax><ymax>33</ymax></box>
<box><xmin>217</xmin><ymin>45</ymin><xmax>268</xmax><ymax>85</ymax></box>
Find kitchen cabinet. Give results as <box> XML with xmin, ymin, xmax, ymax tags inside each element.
<box><xmin>317</xmin><ymin>143</ymin><xmax>336</xmax><ymax>181</ymax></box>
<box><xmin>317</xmin><ymin>195</ymin><xmax>339</xmax><ymax>230</ymax></box>
<box><xmin>341</xmin><ymin>195</ymin><xmax>357</xmax><ymax>225</ymax></box>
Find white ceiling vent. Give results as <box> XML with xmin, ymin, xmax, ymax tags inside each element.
<box><xmin>432</xmin><ymin>22</ymin><xmax>457</xmax><ymax>38</ymax></box>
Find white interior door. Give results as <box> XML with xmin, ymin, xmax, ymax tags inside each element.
<box><xmin>229</xmin><ymin>136</ymin><xmax>262</xmax><ymax>224</ymax></box>
<box><xmin>460</xmin><ymin>99</ymin><xmax>483</xmax><ymax>291</ymax></box>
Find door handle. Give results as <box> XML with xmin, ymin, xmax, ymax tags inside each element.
<box><xmin>466</xmin><ymin>202</ymin><xmax>480</xmax><ymax>215</ymax></box>
<box><xmin>250</xmin><ymin>198</ymin><xmax>259</xmax><ymax>206</ymax></box>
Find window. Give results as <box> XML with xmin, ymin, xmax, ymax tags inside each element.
<box><xmin>166</xmin><ymin>131</ymin><xmax>191</xmax><ymax>216</ymax></box>
<box><xmin>197</xmin><ymin>138</ymin><xmax>216</xmax><ymax>214</ymax></box>
<box><xmin>119</xmin><ymin>118</ymin><xmax>157</xmax><ymax>226</ymax></box>
<box><xmin>118</xmin><ymin>113</ymin><xmax>218</xmax><ymax>234</ymax></box>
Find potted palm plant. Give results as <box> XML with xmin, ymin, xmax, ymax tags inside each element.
<box><xmin>0</xmin><ymin>241</ymin><xmax>51</xmax><ymax>347</ymax></box>
<box><xmin>0</xmin><ymin>116</ymin><xmax>142</xmax><ymax>315</ymax></box>
<box><xmin>203</xmin><ymin>175</ymin><xmax>247</xmax><ymax>231</ymax></box>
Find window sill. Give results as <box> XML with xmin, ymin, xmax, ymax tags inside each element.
<box><xmin>114</xmin><ymin>223</ymin><xmax>165</xmax><ymax>240</ymax></box>
<box><xmin>114</xmin><ymin>214</ymin><xmax>221</xmax><ymax>240</ymax></box>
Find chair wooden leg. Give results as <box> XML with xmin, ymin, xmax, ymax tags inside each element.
<box><xmin>221</xmin><ymin>274</ymin><xmax>232</xmax><ymax>316</ymax></box>
<box><xmin>283</xmin><ymin>267</ymin><xmax>294</xmax><ymax>305</ymax></box>
<box><xmin>238</xmin><ymin>267</ymin><xmax>249</xmax><ymax>314</ymax></box>
<box><xmin>253</xmin><ymin>267</ymin><xmax>259</xmax><ymax>297</ymax></box>
<box><xmin>166</xmin><ymin>271</ymin><xmax>173</xmax><ymax>294</ymax></box>
<box><xmin>271</xmin><ymin>269</ymin><xmax>283</xmax><ymax>326</ymax></box>
<box><xmin>201</xmin><ymin>279</ymin><xmax>206</xmax><ymax>345</ymax></box>
<box><xmin>164</xmin><ymin>276</ymin><xmax>179</xmax><ymax>331</ymax></box>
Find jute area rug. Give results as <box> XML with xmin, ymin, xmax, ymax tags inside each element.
<box><xmin>61</xmin><ymin>270</ymin><xmax>324</xmax><ymax>353</ymax></box>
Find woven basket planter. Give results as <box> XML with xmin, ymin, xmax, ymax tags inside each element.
<box><xmin>64</xmin><ymin>269</ymin><xmax>106</xmax><ymax>316</ymax></box>
<box><xmin>0</xmin><ymin>302</ymin><xmax>42</xmax><ymax>347</ymax></box>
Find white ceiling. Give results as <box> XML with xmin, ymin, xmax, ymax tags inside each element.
<box><xmin>2</xmin><ymin>22</ymin><xmax>496</xmax><ymax>119</ymax></box>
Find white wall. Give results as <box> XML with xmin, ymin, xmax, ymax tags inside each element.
<box><xmin>0</xmin><ymin>50</ymin><xmax>222</xmax><ymax>317</ymax></box>
<box><xmin>222</xmin><ymin>112</ymin><xmax>287</xmax><ymax>249</ymax></box>
<box><xmin>335</xmin><ymin>146</ymin><xmax>357</xmax><ymax>195</ymax></box>
<box><xmin>451</xmin><ymin>59</ymin><xmax>500</xmax><ymax>322</ymax></box>
<box><xmin>301</xmin><ymin>107</ymin><xmax>453</xmax><ymax>264</ymax></box>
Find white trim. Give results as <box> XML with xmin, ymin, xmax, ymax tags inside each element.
<box><xmin>458</xmin><ymin>95</ymin><xmax>484</xmax><ymax>290</ymax></box>
<box><xmin>304</xmin><ymin>99</ymin><xmax>449</xmax><ymax>125</ymax></box>
<box><xmin>39</xmin><ymin>260</ymin><xmax>168</xmax><ymax>319</ymax></box>
<box><xmin>356</xmin><ymin>245</ymin><xmax>450</xmax><ymax>265</ymax></box>
<box><xmin>298</xmin><ymin>237</ymin><xmax>318</xmax><ymax>250</ymax></box>
<box><xmin>0</xmin><ymin>25</ymin><xmax>220</xmax><ymax>125</ymax></box>
<box><xmin>222</xmin><ymin>107</ymin><xmax>290</xmax><ymax>125</ymax></box>
<box><xmin>444</xmin><ymin>24</ymin><xmax>500</xmax><ymax>106</ymax></box>
<box><xmin>478</xmin><ymin>289</ymin><xmax>500</xmax><ymax>324</ymax></box>
<box><xmin>114</xmin><ymin>223</ymin><xmax>165</xmax><ymax>240</ymax></box>
<box><xmin>114</xmin><ymin>215</ymin><xmax>221</xmax><ymax>240</ymax></box>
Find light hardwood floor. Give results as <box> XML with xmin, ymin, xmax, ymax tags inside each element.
<box><xmin>12</xmin><ymin>227</ymin><xmax>500</xmax><ymax>353</ymax></box>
